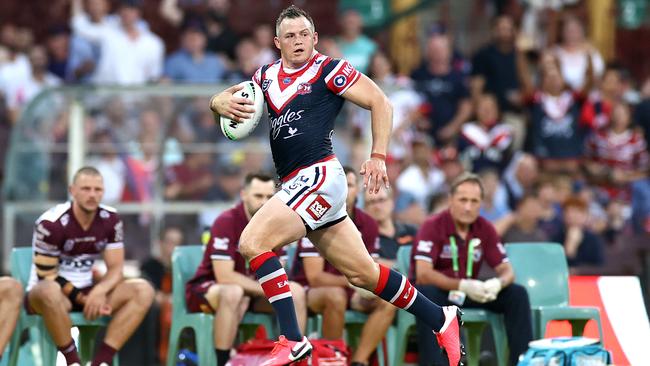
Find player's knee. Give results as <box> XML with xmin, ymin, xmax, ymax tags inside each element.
<box><xmin>289</xmin><ymin>282</ymin><xmax>306</xmax><ymax>301</ymax></box>
<box><xmin>324</xmin><ymin>287</ymin><xmax>348</xmax><ymax>311</ymax></box>
<box><xmin>0</xmin><ymin>279</ymin><xmax>23</xmax><ymax>304</ymax></box>
<box><xmin>29</xmin><ymin>280</ymin><xmax>62</xmax><ymax>306</ymax></box>
<box><xmin>376</xmin><ymin>298</ymin><xmax>397</xmax><ymax>314</ymax></box>
<box><xmin>346</xmin><ymin>272</ymin><xmax>375</xmax><ymax>290</ymax></box>
<box><xmin>219</xmin><ymin>285</ymin><xmax>245</xmax><ymax>306</ymax></box>
<box><xmin>132</xmin><ymin>280</ymin><xmax>155</xmax><ymax>307</ymax></box>
<box><xmin>238</xmin><ymin>231</ymin><xmax>261</xmax><ymax>260</ymax></box>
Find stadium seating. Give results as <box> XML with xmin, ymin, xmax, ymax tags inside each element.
<box><xmin>166</xmin><ymin>245</ymin><xmax>276</xmax><ymax>366</ymax></box>
<box><xmin>505</xmin><ymin>243</ymin><xmax>604</xmax><ymax>340</ymax></box>
<box><xmin>8</xmin><ymin>247</ymin><xmax>119</xmax><ymax>366</ymax></box>
<box><xmin>393</xmin><ymin>246</ymin><xmax>508</xmax><ymax>366</ymax></box>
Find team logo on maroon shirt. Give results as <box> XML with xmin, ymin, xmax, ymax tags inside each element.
<box><xmin>306</xmin><ymin>195</ymin><xmax>331</xmax><ymax>220</ymax></box>
<box><xmin>297</xmin><ymin>82</ymin><xmax>312</xmax><ymax>95</ymax></box>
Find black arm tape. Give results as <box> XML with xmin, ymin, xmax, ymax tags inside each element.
<box><xmin>55</xmin><ymin>276</ymin><xmax>82</xmax><ymax>303</ymax></box>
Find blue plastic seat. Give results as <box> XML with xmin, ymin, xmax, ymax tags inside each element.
<box><xmin>166</xmin><ymin>245</ymin><xmax>276</xmax><ymax>366</ymax></box>
<box><xmin>8</xmin><ymin>247</ymin><xmax>118</xmax><ymax>366</ymax></box>
<box><xmin>505</xmin><ymin>243</ymin><xmax>604</xmax><ymax>340</ymax></box>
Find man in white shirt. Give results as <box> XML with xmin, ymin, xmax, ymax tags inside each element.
<box><xmin>3</xmin><ymin>45</ymin><xmax>61</xmax><ymax>122</ymax></box>
<box><xmin>92</xmin><ymin>0</ymin><xmax>164</xmax><ymax>85</ymax></box>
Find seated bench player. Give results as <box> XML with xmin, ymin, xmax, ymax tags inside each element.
<box><xmin>290</xmin><ymin>167</ymin><xmax>397</xmax><ymax>366</ymax></box>
<box><xmin>26</xmin><ymin>167</ymin><xmax>154</xmax><ymax>366</ymax></box>
<box><xmin>185</xmin><ymin>172</ymin><xmax>307</xmax><ymax>366</ymax></box>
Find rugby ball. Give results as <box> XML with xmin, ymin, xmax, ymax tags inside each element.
<box><xmin>219</xmin><ymin>81</ymin><xmax>265</xmax><ymax>140</ymax></box>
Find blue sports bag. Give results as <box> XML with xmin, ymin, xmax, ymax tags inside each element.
<box><xmin>517</xmin><ymin>337</ymin><xmax>612</xmax><ymax>366</ymax></box>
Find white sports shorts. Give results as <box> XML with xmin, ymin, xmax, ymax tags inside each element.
<box><xmin>275</xmin><ymin>156</ymin><xmax>348</xmax><ymax>231</ymax></box>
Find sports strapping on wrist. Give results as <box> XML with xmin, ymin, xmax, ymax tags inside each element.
<box><xmin>370</xmin><ymin>153</ymin><xmax>386</xmax><ymax>160</ymax></box>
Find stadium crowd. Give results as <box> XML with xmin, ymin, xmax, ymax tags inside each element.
<box><xmin>0</xmin><ymin>0</ymin><xmax>649</xmax><ymax>365</ymax></box>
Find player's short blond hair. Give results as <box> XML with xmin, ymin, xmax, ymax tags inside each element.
<box><xmin>275</xmin><ymin>5</ymin><xmax>315</xmax><ymax>36</ymax></box>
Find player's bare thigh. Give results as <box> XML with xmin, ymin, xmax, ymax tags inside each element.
<box><xmin>306</xmin><ymin>286</ymin><xmax>348</xmax><ymax>313</ymax></box>
<box><xmin>307</xmin><ymin>217</ymin><xmax>379</xmax><ymax>289</ymax></box>
<box><xmin>27</xmin><ymin>280</ymin><xmax>73</xmax><ymax>313</ymax></box>
<box><xmin>204</xmin><ymin>283</ymin><xmax>249</xmax><ymax>312</ymax></box>
<box><xmin>106</xmin><ymin>278</ymin><xmax>154</xmax><ymax>312</ymax></box>
<box><xmin>239</xmin><ymin>196</ymin><xmax>307</xmax><ymax>259</ymax></box>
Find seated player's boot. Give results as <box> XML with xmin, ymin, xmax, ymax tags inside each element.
<box><xmin>260</xmin><ymin>335</ymin><xmax>312</xmax><ymax>366</ymax></box>
<box><xmin>434</xmin><ymin>305</ymin><xmax>465</xmax><ymax>366</ymax></box>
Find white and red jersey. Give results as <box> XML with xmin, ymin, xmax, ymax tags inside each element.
<box><xmin>28</xmin><ymin>202</ymin><xmax>124</xmax><ymax>289</ymax></box>
<box><xmin>253</xmin><ymin>52</ymin><xmax>360</xmax><ymax>179</ymax></box>
<box><xmin>458</xmin><ymin>121</ymin><xmax>513</xmax><ymax>173</ymax></box>
<box><xmin>585</xmin><ymin>128</ymin><xmax>649</xmax><ymax>172</ymax></box>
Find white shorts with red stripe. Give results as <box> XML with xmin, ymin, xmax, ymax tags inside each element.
<box><xmin>276</xmin><ymin>156</ymin><xmax>347</xmax><ymax>230</ymax></box>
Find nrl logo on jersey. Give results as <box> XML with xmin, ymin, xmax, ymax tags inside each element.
<box><xmin>262</xmin><ymin>79</ymin><xmax>272</xmax><ymax>92</ymax></box>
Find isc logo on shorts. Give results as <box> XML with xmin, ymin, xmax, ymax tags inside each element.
<box><xmin>306</xmin><ymin>195</ymin><xmax>331</xmax><ymax>220</ymax></box>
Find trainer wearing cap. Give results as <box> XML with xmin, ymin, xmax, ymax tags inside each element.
<box><xmin>411</xmin><ymin>172</ymin><xmax>533</xmax><ymax>366</ymax></box>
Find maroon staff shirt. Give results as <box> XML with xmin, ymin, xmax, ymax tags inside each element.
<box><xmin>411</xmin><ymin>210</ymin><xmax>507</xmax><ymax>281</ymax></box>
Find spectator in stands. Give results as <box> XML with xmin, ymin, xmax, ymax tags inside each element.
<box><xmin>71</xmin><ymin>0</ymin><xmax>148</xmax><ymax>59</ymax></box>
<box><xmin>140</xmin><ymin>226</ymin><xmax>184</xmax><ymax>364</ymax></box>
<box><xmin>585</xmin><ymin>102</ymin><xmax>649</xmax><ymax>200</ymax></box>
<box><xmin>163</xmin><ymin>18</ymin><xmax>227</xmax><ymax>83</ymax></box>
<box><xmin>290</xmin><ymin>168</ymin><xmax>395</xmax><ymax>366</ymax></box>
<box><xmin>411</xmin><ymin>28</ymin><xmax>472</xmax><ymax>144</ymax></box>
<box><xmin>553</xmin><ymin>15</ymin><xmax>604</xmax><ymax>91</ymax></box>
<box><xmin>3</xmin><ymin>45</ymin><xmax>61</xmax><ymax>122</ymax></box>
<box><xmin>517</xmin><ymin>41</ymin><xmax>593</xmax><ymax>175</ymax></box>
<box><xmin>554</xmin><ymin>196</ymin><xmax>606</xmax><ymax>271</ymax></box>
<box><xmin>210</xmin><ymin>163</ymin><xmax>244</xmax><ymax>201</ymax></box>
<box><xmin>93</xmin><ymin>0</ymin><xmax>165</xmax><ymax>85</ymax></box>
<box><xmin>94</xmin><ymin>96</ymin><xmax>139</xmax><ymax>144</ymax></box>
<box><xmin>46</xmin><ymin>25</ymin><xmax>95</xmax><ymax>83</ymax></box>
<box><xmin>412</xmin><ymin>172</ymin><xmax>532</xmax><ymax>366</ymax></box>
<box><xmin>500</xmin><ymin>153</ymin><xmax>539</xmax><ymax>210</ymax></box>
<box><xmin>0</xmin><ymin>277</ymin><xmax>22</xmax><ymax>363</ymax></box>
<box><xmin>632</xmin><ymin>78</ymin><xmax>650</xmax><ymax>235</ymax></box>
<box><xmin>228</xmin><ymin>37</ymin><xmax>260</xmax><ymax>81</ymax></box>
<box><xmin>502</xmin><ymin>193</ymin><xmax>549</xmax><ymax>243</ymax></box>
<box><xmin>470</xmin><ymin>15</ymin><xmax>520</xmax><ymax>114</ymax></box>
<box><xmin>164</xmin><ymin>150</ymin><xmax>215</xmax><ymax>201</ymax></box>
<box><xmin>635</xmin><ymin>77</ymin><xmax>650</xmax><ymax>149</ymax></box>
<box><xmin>202</xmin><ymin>0</ymin><xmax>238</xmax><ymax>60</ymax></box>
<box><xmin>458</xmin><ymin>94</ymin><xmax>514</xmax><ymax>174</ymax></box>
<box><xmin>0</xmin><ymin>24</ymin><xmax>31</xmax><ymax>101</ymax></box>
<box><xmin>87</xmin><ymin>128</ymin><xmax>130</xmax><ymax>203</ymax></box>
<box><xmin>581</xmin><ymin>65</ymin><xmax>626</xmax><ymax>130</ymax></box>
<box><xmin>396</xmin><ymin>134</ymin><xmax>445</xmax><ymax>211</ymax></box>
<box><xmin>363</xmin><ymin>186</ymin><xmax>417</xmax><ymax>265</ymax></box>
<box><xmin>478</xmin><ymin>169</ymin><xmax>512</xmax><ymax>235</ymax></box>
<box><xmin>185</xmin><ymin>173</ymin><xmax>306</xmax><ymax>366</ymax></box>
<box><xmin>336</xmin><ymin>9</ymin><xmax>377</xmax><ymax>74</ymax></box>
<box><xmin>368</xmin><ymin>51</ymin><xmax>422</xmax><ymax>161</ymax></box>
<box><xmin>537</xmin><ymin>174</ymin><xmax>565</xmax><ymax>240</ymax></box>
<box><xmin>253</xmin><ymin>24</ymin><xmax>277</xmax><ymax>66</ymax></box>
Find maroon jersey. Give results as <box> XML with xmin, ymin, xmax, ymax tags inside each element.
<box><xmin>29</xmin><ymin>202</ymin><xmax>124</xmax><ymax>289</ymax></box>
<box><xmin>411</xmin><ymin>210</ymin><xmax>507</xmax><ymax>281</ymax></box>
<box><xmin>290</xmin><ymin>207</ymin><xmax>379</xmax><ymax>286</ymax></box>
<box><xmin>186</xmin><ymin>202</ymin><xmax>286</xmax><ymax>287</ymax></box>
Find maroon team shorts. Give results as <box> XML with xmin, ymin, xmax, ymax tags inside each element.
<box><xmin>185</xmin><ymin>280</ymin><xmax>217</xmax><ymax>314</ymax></box>
<box><xmin>24</xmin><ymin>285</ymin><xmax>94</xmax><ymax>314</ymax></box>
